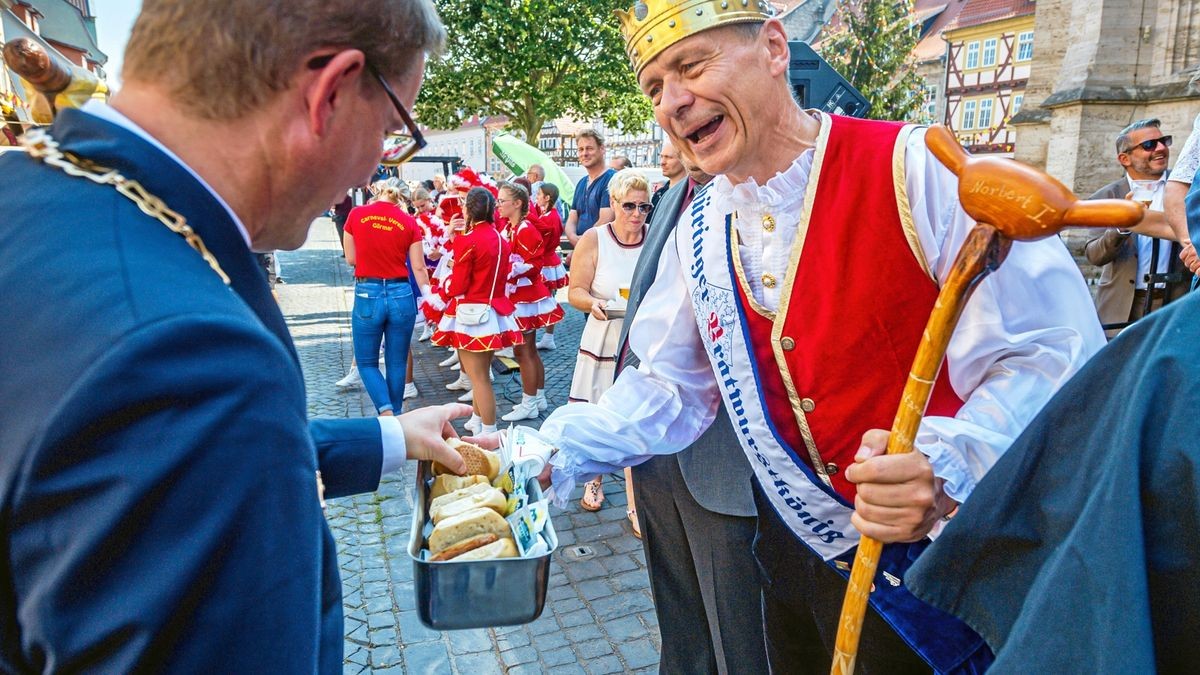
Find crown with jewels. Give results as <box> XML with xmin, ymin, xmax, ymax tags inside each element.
<box><xmin>615</xmin><ymin>0</ymin><xmax>775</xmax><ymax>76</ymax></box>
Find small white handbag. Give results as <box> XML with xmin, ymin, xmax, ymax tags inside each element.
<box><xmin>454</xmin><ymin>235</ymin><xmax>502</xmax><ymax>326</ymax></box>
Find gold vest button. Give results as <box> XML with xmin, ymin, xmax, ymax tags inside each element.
<box><xmin>824</xmin><ymin>462</ymin><xmax>839</xmax><ymax>475</ymax></box>
<box><xmin>762</xmin><ymin>214</ymin><xmax>776</xmax><ymax>232</ymax></box>
<box><xmin>762</xmin><ymin>273</ymin><xmax>777</xmax><ymax>288</ymax></box>
<box><xmin>780</xmin><ymin>336</ymin><xmax>796</xmax><ymax>351</ymax></box>
<box><xmin>800</xmin><ymin>397</ymin><xmax>815</xmax><ymax>413</ymax></box>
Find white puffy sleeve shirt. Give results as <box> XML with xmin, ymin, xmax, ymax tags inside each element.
<box><xmin>541</xmin><ymin>127</ymin><xmax>1106</xmax><ymax>505</ymax></box>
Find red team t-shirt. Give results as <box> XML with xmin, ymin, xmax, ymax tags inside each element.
<box><xmin>344</xmin><ymin>201</ymin><xmax>420</xmax><ymax>279</ymax></box>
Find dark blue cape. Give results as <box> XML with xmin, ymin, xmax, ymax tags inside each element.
<box><xmin>0</xmin><ymin>109</ymin><xmax>381</xmax><ymax>672</ymax></box>
<box><xmin>907</xmin><ymin>289</ymin><xmax>1200</xmax><ymax>673</ymax></box>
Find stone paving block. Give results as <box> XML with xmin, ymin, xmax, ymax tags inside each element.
<box><xmin>530</xmin><ymin>629</ymin><xmax>568</xmax><ymax>650</ymax></box>
<box><xmin>345</xmin><ymin>620</ymin><xmax>368</xmax><ymax>644</ymax></box>
<box><xmin>610</xmin><ymin>569</ymin><xmax>651</xmax><ymax>592</ymax></box>
<box><xmin>495</xmin><ymin>629</ymin><xmax>531</xmax><ymax>651</ymax></box>
<box><xmin>556</xmin><ymin>608</ymin><xmax>592</xmax><ymax>629</ymax></box>
<box><xmin>619</xmin><ymin>638</ymin><xmax>659</xmax><ymax>670</ymax></box>
<box><xmin>507</xmin><ymin>664</ymin><xmax>544</xmax><ymax>675</ymax></box>
<box><xmin>563</xmin><ymin>559</ymin><xmax>608</xmax><ymax>582</ymax></box>
<box><xmin>343</xmin><ymin>663</ymin><xmax>366</xmax><ymax>675</ymax></box>
<box><xmin>540</xmin><ymin>645</ymin><xmax>578</xmax><ymax>667</ymax></box>
<box><xmin>602</xmin><ymin>615</ymin><xmax>648</xmax><ymax>644</ymax></box>
<box><xmin>547</xmin><ymin>584</ymin><xmax>577</xmax><ymax>602</ymax></box>
<box><xmin>590</xmin><ymin>592</ymin><xmax>656</xmax><ymax>621</ymax></box>
<box><xmin>572</xmin><ymin>521</ymin><xmax>626</xmax><ymax>542</ymax></box>
<box><xmin>564</xmin><ymin>624</ymin><xmax>604</xmax><ymax>643</ymax></box>
<box><xmin>500</xmin><ymin>645</ymin><xmax>538</xmax><ymax>667</ymax></box>
<box><xmin>401</xmin><ymin>640</ymin><xmax>451</xmax><ymax>675</ymax></box>
<box><xmin>453</xmin><ymin>652</ymin><xmax>504</xmax><ymax>674</ymax></box>
<box><xmin>574</xmin><ymin>637</ymin><xmax>616</xmax><ymax>660</ymax></box>
<box><xmin>586</xmin><ymin>654</ymin><xmax>626</xmax><ymax>674</ymax></box>
<box><xmin>447</xmin><ymin>628</ymin><xmax>494</xmax><ymax>655</ymax></box>
<box><xmin>551</xmin><ymin>596</ymin><xmax>586</xmax><ymax>615</ymax></box>
<box><xmin>365</xmin><ymin>594</ymin><xmax>393</xmax><ymax>614</ymax></box>
<box><xmin>548</xmin><ymin>664</ymin><xmax>588</xmax><ymax>675</ymax></box>
<box><xmin>367</xmin><ymin>627</ymin><xmax>397</xmax><ymax>646</ymax></box>
<box><xmin>577</xmin><ymin>579</ymin><xmax>616</xmax><ymax>601</ymax></box>
<box><xmin>527</xmin><ymin>612</ymin><xmax>560</xmax><ymax>636</ymax></box>
<box><xmin>369</xmin><ymin>644</ymin><xmax>401</xmax><ymax>668</ymax></box>
<box><xmin>598</xmin><ymin>554</ymin><xmax>640</xmax><ymax>575</ymax></box>
<box><xmin>345</xmin><ymin>645</ymin><xmax>368</xmax><ymax>665</ymax></box>
<box><xmin>397</xmin><ymin>610</ymin><xmax>440</xmax><ymax>644</ymax></box>
<box><xmin>637</xmin><ymin>610</ymin><xmax>660</xmax><ymax>628</ymax></box>
<box><xmin>362</xmin><ymin>581</ymin><xmax>390</xmax><ymax>599</ymax></box>
<box><xmin>366</xmin><ymin>611</ymin><xmax>396</xmax><ymax>630</ymax></box>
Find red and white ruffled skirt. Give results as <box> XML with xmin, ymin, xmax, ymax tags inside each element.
<box><xmin>432</xmin><ymin>309</ymin><xmax>523</xmax><ymax>352</ymax></box>
<box><xmin>513</xmin><ymin>296</ymin><xmax>564</xmax><ymax>332</ymax></box>
<box><xmin>542</xmin><ymin>263</ymin><xmax>569</xmax><ymax>290</ymax></box>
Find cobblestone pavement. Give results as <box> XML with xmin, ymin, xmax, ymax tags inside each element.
<box><xmin>278</xmin><ymin>219</ymin><xmax>661</xmax><ymax>674</ymax></box>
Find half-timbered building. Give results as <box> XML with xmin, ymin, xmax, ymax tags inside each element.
<box><xmin>942</xmin><ymin>0</ymin><xmax>1036</xmax><ymax>156</ymax></box>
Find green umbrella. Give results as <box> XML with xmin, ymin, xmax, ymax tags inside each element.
<box><xmin>491</xmin><ymin>133</ymin><xmax>575</xmax><ymax>208</ymax></box>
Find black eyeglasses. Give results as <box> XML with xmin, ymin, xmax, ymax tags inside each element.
<box><xmin>306</xmin><ymin>55</ymin><xmax>427</xmax><ymax>165</ymax></box>
<box><xmin>367</xmin><ymin>64</ymin><xmax>426</xmax><ymax>166</ymax></box>
<box><xmin>1125</xmin><ymin>135</ymin><xmax>1172</xmax><ymax>153</ymax></box>
<box><xmin>621</xmin><ymin>201</ymin><xmax>652</xmax><ymax>214</ymax></box>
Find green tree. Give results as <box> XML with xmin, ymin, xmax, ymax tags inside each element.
<box><xmin>818</xmin><ymin>0</ymin><xmax>927</xmax><ymax>121</ymax></box>
<box><xmin>416</xmin><ymin>0</ymin><xmax>653</xmax><ymax>143</ymax></box>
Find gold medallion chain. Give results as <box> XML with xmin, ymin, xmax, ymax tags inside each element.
<box><xmin>18</xmin><ymin>128</ymin><xmax>231</xmax><ymax>285</ymax></box>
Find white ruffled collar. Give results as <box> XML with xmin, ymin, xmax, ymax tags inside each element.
<box><xmin>709</xmin><ymin>148</ymin><xmax>816</xmax><ymax>212</ymax></box>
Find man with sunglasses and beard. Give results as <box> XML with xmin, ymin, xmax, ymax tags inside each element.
<box><xmin>0</xmin><ymin>1</ymin><xmax>473</xmax><ymax>671</ymax></box>
<box><xmin>1085</xmin><ymin>118</ymin><xmax>1187</xmax><ymax>337</ymax></box>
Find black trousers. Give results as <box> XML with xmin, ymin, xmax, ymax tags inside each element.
<box><xmin>751</xmin><ymin>482</ymin><xmax>931</xmax><ymax>675</ymax></box>
<box><xmin>632</xmin><ymin>455</ymin><xmax>767</xmax><ymax>675</ymax></box>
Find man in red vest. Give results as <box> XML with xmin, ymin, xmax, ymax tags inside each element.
<box><xmin>524</xmin><ymin>2</ymin><xmax>1106</xmax><ymax>673</ymax></box>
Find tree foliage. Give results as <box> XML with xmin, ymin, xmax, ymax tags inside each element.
<box><xmin>416</xmin><ymin>0</ymin><xmax>654</xmax><ymax>143</ymax></box>
<box><xmin>818</xmin><ymin>0</ymin><xmax>927</xmax><ymax>121</ymax></box>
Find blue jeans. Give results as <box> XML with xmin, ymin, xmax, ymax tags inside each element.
<box><xmin>352</xmin><ymin>279</ymin><xmax>417</xmax><ymax>413</ymax></box>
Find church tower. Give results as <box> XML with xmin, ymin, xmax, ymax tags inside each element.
<box><xmin>1012</xmin><ymin>0</ymin><xmax>1200</xmax><ymax>194</ymax></box>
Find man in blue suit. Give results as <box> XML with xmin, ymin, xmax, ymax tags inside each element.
<box><xmin>0</xmin><ymin>0</ymin><xmax>466</xmax><ymax>671</ymax></box>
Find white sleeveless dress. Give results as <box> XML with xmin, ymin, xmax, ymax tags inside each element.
<box><xmin>567</xmin><ymin>224</ymin><xmax>645</xmax><ymax>404</ymax></box>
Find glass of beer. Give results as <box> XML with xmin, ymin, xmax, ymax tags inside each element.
<box><xmin>1130</xmin><ymin>180</ymin><xmax>1157</xmax><ymax>209</ymax></box>
<box><xmin>619</xmin><ymin>287</ymin><xmax>630</xmax><ymax>300</ymax></box>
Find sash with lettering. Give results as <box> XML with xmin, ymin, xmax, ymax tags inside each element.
<box><xmin>678</xmin><ymin>182</ymin><xmax>993</xmax><ymax>674</ymax></box>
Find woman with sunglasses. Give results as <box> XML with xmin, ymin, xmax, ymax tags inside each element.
<box><xmin>497</xmin><ymin>182</ymin><xmax>564</xmax><ymax>422</ymax></box>
<box><xmin>343</xmin><ymin>182</ymin><xmax>430</xmax><ymax>416</ymax></box>
<box><xmin>432</xmin><ymin>187</ymin><xmax>521</xmax><ymax>434</ymax></box>
<box><xmin>565</xmin><ymin>169</ymin><xmax>649</xmax><ymax>535</ymax></box>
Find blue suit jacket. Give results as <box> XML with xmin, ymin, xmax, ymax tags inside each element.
<box><xmin>0</xmin><ymin>110</ymin><xmax>382</xmax><ymax>672</ymax></box>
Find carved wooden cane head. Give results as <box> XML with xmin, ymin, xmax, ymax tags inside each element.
<box><xmin>3</xmin><ymin>38</ymin><xmax>71</xmax><ymax>94</ymax></box>
<box><xmin>925</xmin><ymin>125</ymin><xmax>1144</xmax><ymax>238</ymax></box>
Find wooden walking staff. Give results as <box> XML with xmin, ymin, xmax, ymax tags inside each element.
<box><xmin>829</xmin><ymin>125</ymin><xmax>1145</xmax><ymax>675</ymax></box>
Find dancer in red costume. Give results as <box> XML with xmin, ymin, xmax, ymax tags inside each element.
<box><xmin>496</xmin><ymin>182</ymin><xmax>563</xmax><ymax>422</ymax></box>
<box><xmin>432</xmin><ymin>187</ymin><xmax>521</xmax><ymax>434</ymax></box>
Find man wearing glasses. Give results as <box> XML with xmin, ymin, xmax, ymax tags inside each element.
<box><xmin>0</xmin><ymin>1</ymin><xmax>469</xmax><ymax>671</ymax></box>
<box><xmin>1084</xmin><ymin>118</ymin><xmax>1188</xmax><ymax>337</ymax></box>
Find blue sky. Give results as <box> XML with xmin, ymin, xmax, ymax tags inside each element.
<box><xmin>91</xmin><ymin>0</ymin><xmax>140</xmax><ymax>88</ymax></box>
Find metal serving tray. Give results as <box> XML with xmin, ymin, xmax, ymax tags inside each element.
<box><xmin>408</xmin><ymin>461</ymin><xmax>558</xmax><ymax>630</ymax></box>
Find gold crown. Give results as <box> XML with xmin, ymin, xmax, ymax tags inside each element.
<box><xmin>615</xmin><ymin>0</ymin><xmax>775</xmax><ymax>76</ymax></box>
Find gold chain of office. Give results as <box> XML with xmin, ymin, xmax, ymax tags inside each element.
<box><xmin>17</xmin><ymin>128</ymin><xmax>231</xmax><ymax>286</ymax></box>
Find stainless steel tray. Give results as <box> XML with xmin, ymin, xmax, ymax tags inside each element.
<box><xmin>408</xmin><ymin>461</ymin><xmax>558</xmax><ymax>630</ymax></box>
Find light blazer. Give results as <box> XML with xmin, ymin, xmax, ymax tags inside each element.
<box><xmin>616</xmin><ymin>179</ymin><xmax>755</xmax><ymax>517</ymax></box>
<box><xmin>0</xmin><ymin>110</ymin><xmax>382</xmax><ymax>673</ymax></box>
<box><xmin>1084</xmin><ymin>174</ymin><xmax>1186</xmax><ymax>330</ymax></box>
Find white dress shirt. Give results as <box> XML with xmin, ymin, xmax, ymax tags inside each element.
<box><xmin>79</xmin><ymin>101</ymin><xmax>407</xmax><ymax>474</ymax></box>
<box><xmin>541</xmin><ymin>125</ymin><xmax>1106</xmax><ymax>505</ymax></box>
